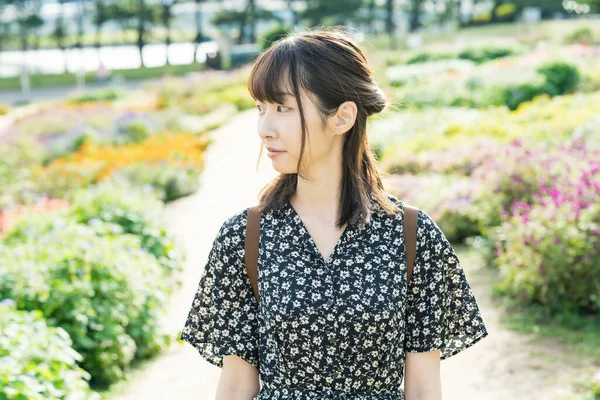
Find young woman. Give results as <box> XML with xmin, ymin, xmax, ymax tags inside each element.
<box><xmin>181</xmin><ymin>27</ymin><xmax>488</xmax><ymax>400</ymax></box>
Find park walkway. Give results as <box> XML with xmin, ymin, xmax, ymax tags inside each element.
<box><xmin>109</xmin><ymin>108</ymin><xmax>597</xmax><ymax>400</ymax></box>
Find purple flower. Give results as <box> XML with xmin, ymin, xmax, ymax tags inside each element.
<box><xmin>1</xmin><ymin>298</ymin><xmax>16</xmax><ymax>307</ymax></box>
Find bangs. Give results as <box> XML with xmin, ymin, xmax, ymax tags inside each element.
<box><xmin>247</xmin><ymin>43</ymin><xmax>299</xmax><ymax>105</ymax></box>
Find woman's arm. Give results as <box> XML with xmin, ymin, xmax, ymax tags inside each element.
<box><xmin>404</xmin><ymin>350</ymin><xmax>442</xmax><ymax>400</ymax></box>
<box><xmin>216</xmin><ymin>355</ymin><xmax>260</xmax><ymax>400</ymax></box>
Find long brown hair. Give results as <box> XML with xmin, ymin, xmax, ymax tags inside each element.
<box><xmin>247</xmin><ymin>26</ymin><xmax>400</xmax><ymax>229</ymax></box>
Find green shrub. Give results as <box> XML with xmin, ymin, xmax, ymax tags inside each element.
<box><xmin>0</xmin><ymin>217</ymin><xmax>172</xmax><ymax>387</ymax></box>
<box><xmin>458</xmin><ymin>46</ymin><xmax>515</xmax><ymax>64</ymax></box>
<box><xmin>72</xmin><ymin>130</ymin><xmax>102</xmax><ymax>152</ymax></box>
<box><xmin>406</xmin><ymin>52</ymin><xmax>453</xmax><ymax>64</ymax></box>
<box><xmin>219</xmin><ymin>85</ymin><xmax>256</xmax><ymax>111</ymax></box>
<box><xmin>180</xmin><ymin>91</ymin><xmax>222</xmax><ymax>115</ymax></box>
<box><xmin>538</xmin><ymin>61</ymin><xmax>581</xmax><ymax>96</ymax></box>
<box><xmin>565</xmin><ymin>26</ymin><xmax>597</xmax><ymax>45</ymax></box>
<box><xmin>495</xmin><ymin>2</ymin><xmax>518</xmax><ymax>19</ymax></box>
<box><xmin>67</xmin><ymin>178</ymin><xmax>184</xmax><ymax>282</ymax></box>
<box><xmin>118</xmin><ymin>121</ymin><xmax>151</xmax><ymax>144</ymax></box>
<box><xmin>115</xmin><ymin>163</ymin><xmax>201</xmax><ymax>203</ymax></box>
<box><xmin>0</xmin><ymin>302</ymin><xmax>100</xmax><ymax>400</ymax></box>
<box><xmin>260</xmin><ymin>24</ymin><xmax>291</xmax><ymax>52</ymax></box>
<box><xmin>501</xmin><ymin>62</ymin><xmax>580</xmax><ymax>110</ymax></box>
<box><xmin>67</xmin><ymin>88</ymin><xmax>125</xmax><ymax>104</ymax></box>
<box><xmin>502</xmin><ymin>82</ymin><xmax>546</xmax><ymax>110</ymax></box>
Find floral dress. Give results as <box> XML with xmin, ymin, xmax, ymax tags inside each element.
<box><xmin>180</xmin><ymin>193</ymin><xmax>488</xmax><ymax>399</ymax></box>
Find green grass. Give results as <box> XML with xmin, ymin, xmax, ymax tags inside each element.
<box><xmin>498</xmin><ymin>302</ymin><xmax>600</xmax><ymax>360</ymax></box>
<box><xmin>481</xmin><ymin>248</ymin><xmax>600</xmax><ymax>362</ymax></box>
<box><xmin>0</xmin><ymin>62</ymin><xmax>206</xmax><ymax>91</ymax></box>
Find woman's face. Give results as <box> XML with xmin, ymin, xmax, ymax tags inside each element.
<box><xmin>256</xmin><ymin>85</ymin><xmax>338</xmax><ymax>175</ymax></box>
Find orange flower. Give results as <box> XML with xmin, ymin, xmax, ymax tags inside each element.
<box><xmin>43</xmin><ymin>132</ymin><xmax>209</xmax><ymax>182</ymax></box>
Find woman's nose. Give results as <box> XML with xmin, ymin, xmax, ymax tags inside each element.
<box><xmin>258</xmin><ymin>114</ymin><xmax>278</xmax><ymax>139</ymax></box>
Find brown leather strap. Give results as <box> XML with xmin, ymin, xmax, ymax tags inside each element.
<box><xmin>245</xmin><ymin>206</ymin><xmax>262</xmax><ymax>303</ymax></box>
<box><xmin>402</xmin><ymin>203</ymin><xmax>418</xmax><ymax>283</ymax></box>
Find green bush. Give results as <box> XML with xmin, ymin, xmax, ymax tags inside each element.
<box><xmin>495</xmin><ymin>2</ymin><xmax>518</xmax><ymax>19</ymax></box>
<box><xmin>67</xmin><ymin>88</ymin><xmax>126</xmax><ymax>104</ymax></box>
<box><xmin>502</xmin><ymin>82</ymin><xmax>546</xmax><ymax>110</ymax></box>
<box><xmin>538</xmin><ymin>61</ymin><xmax>581</xmax><ymax>96</ymax></box>
<box><xmin>501</xmin><ymin>62</ymin><xmax>580</xmax><ymax>110</ymax></box>
<box><xmin>115</xmin><ymin>163</ymin><xmax>201</xmax><ymax>203</ymax></box>
<box><xmin>458</xmin><ymin>46</ymin><xmax>515</xmax><ymax>64</ymax></box>
<box><xmin>0</xmin><ymin>302</ymin><xmax>100</xmax><ymax>400</ymax></box>
<box><xmin>72</xmin><ymin>130</ymin><xmax>102</xmax><ymax>152</ymax></box>
<box><xmin>180</xmin><ymin>91</ymin><xmax>222</xmax><ymax>115</ymax></box>
<box><xmin>565</xmin><ymin>26</ymin><xmax>597</xmax><ymax>45</ymax></box>
<box><xmin>493</xmin><ymin>197</ymin><xmax>600</xmax><ymax>314</ymax></box>
<box><xmin>0</xmin><ymin>216</ymin><xmax>172</xmax><ymax>387</ymax></box>
<box><xmin>219</xmin><ymin>85</ymin><xmax>256</xmax><ymax>111</ymax></box>
<box><xmin>406</xmin><ymin>52</ymin><xmax>454</xmax><ymax>65</ymax></box>
<box><xmin>260</xmin><ymin>24</ymin><xmax>291</xmax><ymax>52</ymax></box>
<box><xmin>118</xmin><ymin>121</ymin><xmax>151</xmax><ymax>144</ymax></box>
<box><xmin>67</xmin><ymin>178</ymin><xmax>184</xmax><ymax>282</ymax></box>
<box><xmin>0</xmin><ymin>139</ymin><xmax>45</xmax><ymax>210</ymax></box>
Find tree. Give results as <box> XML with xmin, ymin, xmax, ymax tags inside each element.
<box><xmin>212</xmin><ymin>1</ymin><xmax>280</xmax><ymax>45</ymax></box>
<box><xmin>104</xmin><ymin>0</ymin><xmax>158</xmax><ymax>67</ymax></box>
<box><xmin>0</xmin><ymin>2</ymin><xmax>12</xmax><ymax>54</ymax></box>
<box><xmin>160</xmin><ymin>0</ymin><xmax>178</xmax><ymax>65</ymax></box>
<box><xmin>407</xmin><ymin>0</ymin><xmax>424</xmax><ymax>32</ymax></box>
<box><xmin>10</xmin><ymin>0</ymin><xmax>44</xmax><ymax>52</ymax></box>
<box><xmin>192</xmin><ymin>0</ymin><xmax>205</xmax><ymax>63</ymax></box>
<box><xmin>75</xmin><ymin>0</ymin><xmax>86</xmax><ymax>49</ymax></box>
<box><xmin>52</xmin><ymin>0</ymin><xmax>69</xmax><ymax>73</ymax></box>
<box><xmin>300</xmin><ymin>0</ymin><xmax>365</xmax><ymax>27</ymax></box>
<box><xmin>52</xmin><ymin>0</ymin><xmax>68</xmax><ymax>49</ymax></box>
<box><xmin>93</xmin><ymin>0</ymin><xmax>110</xmax><ymax>49</ymax></box>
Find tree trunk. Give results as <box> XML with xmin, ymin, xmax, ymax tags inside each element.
<box><xmin>163</xmin><ymin>4</ymin><xmax>172</xmax><ymax>65</ymax></box>
<box><xmin>386</xmin><ymin>0</ymin><xmax>394</xmax><ymax>36</ymax></box>
<box><xmin>95</xmin><ymin>25</ymin><xmax>102</xmax><ymax>49</ymax></box>
<box><xmin>409</xmin><ymin>0</ymin><xmax>423</xmax><ymax>32</ymax></box>
<box><xmin>76</xmin><ymin>0</ymin><xmax>84</xmax><ymax>49</ymax></box>
<box><xmin>369</xmin><ymin>0</ymin><xmax>376</xmax><ymax>35</ymax></box>
<box><xmin>193</xmin><ymin>0</ymin><xmax>203</xmax><ymax>63</ymax></box>
<box><xmin>237</xmin><ymin>1</ymin><xmax>251</xmax><ymax>44</ymax></box>
<box><xmin>19</xmin><ymin>24</ymin><xmax>28</xmax><ymax>52</ymax></box>
<box><xmin>248</xmin><ymin>0</ymin><xmax>256</xmax><ymax>44</ymax></box>
<box><xmin>490</xmin><ymin>0</ymin><xmax>505</xmax><ymax>23</ymax></box>
<box><xmin>137</xmin><ymin>0</ymin><xmax>146</xmax><ymax>67</ymax></box>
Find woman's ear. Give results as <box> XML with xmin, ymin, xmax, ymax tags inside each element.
<box><xmin>332</xmin><ymin>101</ymin><xmax>358</xmax><ymax>135</ymax></box>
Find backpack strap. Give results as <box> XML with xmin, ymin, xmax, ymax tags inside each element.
<box><xmin>402</xmin><ymin>203</ymin><xmax>419</xmax><ymax>283</ymax></box>
<box><xmin>244</xmin><ymin>206</ymin><xmax>262</xmax><ymax>303</ymax></box>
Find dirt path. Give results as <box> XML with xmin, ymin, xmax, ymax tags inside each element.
<box><xmin>107</xmin><ymin>108</ymin><xmax>598</xmax><ymax>400</ymax></box>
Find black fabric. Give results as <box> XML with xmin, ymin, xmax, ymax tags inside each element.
<box><xmin>180</xmin><ymin>193</ymin><xmax>488</xmax><ymax>399</ymax></box>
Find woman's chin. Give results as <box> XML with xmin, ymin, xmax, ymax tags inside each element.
<box><xmin>271</xmin><ymin>163</ymin><xmax>296</xmax><ymax>174</ymax></box>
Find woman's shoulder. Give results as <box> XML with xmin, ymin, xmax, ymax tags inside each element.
<box><xmin>212</xmin><ymin>207</ymin><xmax>250</xmax><ymax>252</ymax></box>
<box><xmin>382</xmin><ymin>193</ymin><xmax>447</xmax><ymax>244</ymax></box>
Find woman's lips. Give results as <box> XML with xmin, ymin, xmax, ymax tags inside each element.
<box><xmin>267</xmin><ymin>150</ymin><xmax>286</xmax><ymax>158</ymax></box>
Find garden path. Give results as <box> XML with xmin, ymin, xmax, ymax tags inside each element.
<box><xmin>109</xmin><ymin>108</ymin><xmax>597</xmax><ymax>400</ymax></box>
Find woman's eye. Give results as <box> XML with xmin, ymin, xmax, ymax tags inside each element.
<box><xmin>256</xmin><ymin>105</ymin><xmax>289</xmax><ymax>113</ymax></box>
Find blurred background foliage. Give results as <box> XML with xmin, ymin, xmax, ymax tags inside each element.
<box><xmin>1</xmin><ymin>0</ymin><xmax>600</xmax><ymax>399</ymax></box>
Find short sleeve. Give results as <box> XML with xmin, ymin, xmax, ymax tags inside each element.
<box><xmin>405</xmin><ymin>210</ymin><xmax>488</xmax><ymax>360</ymax></box>
<box><xmin>180</xmin><ymin>210</ymin><xmax>260</xmax><ymax>368</ymax></box>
